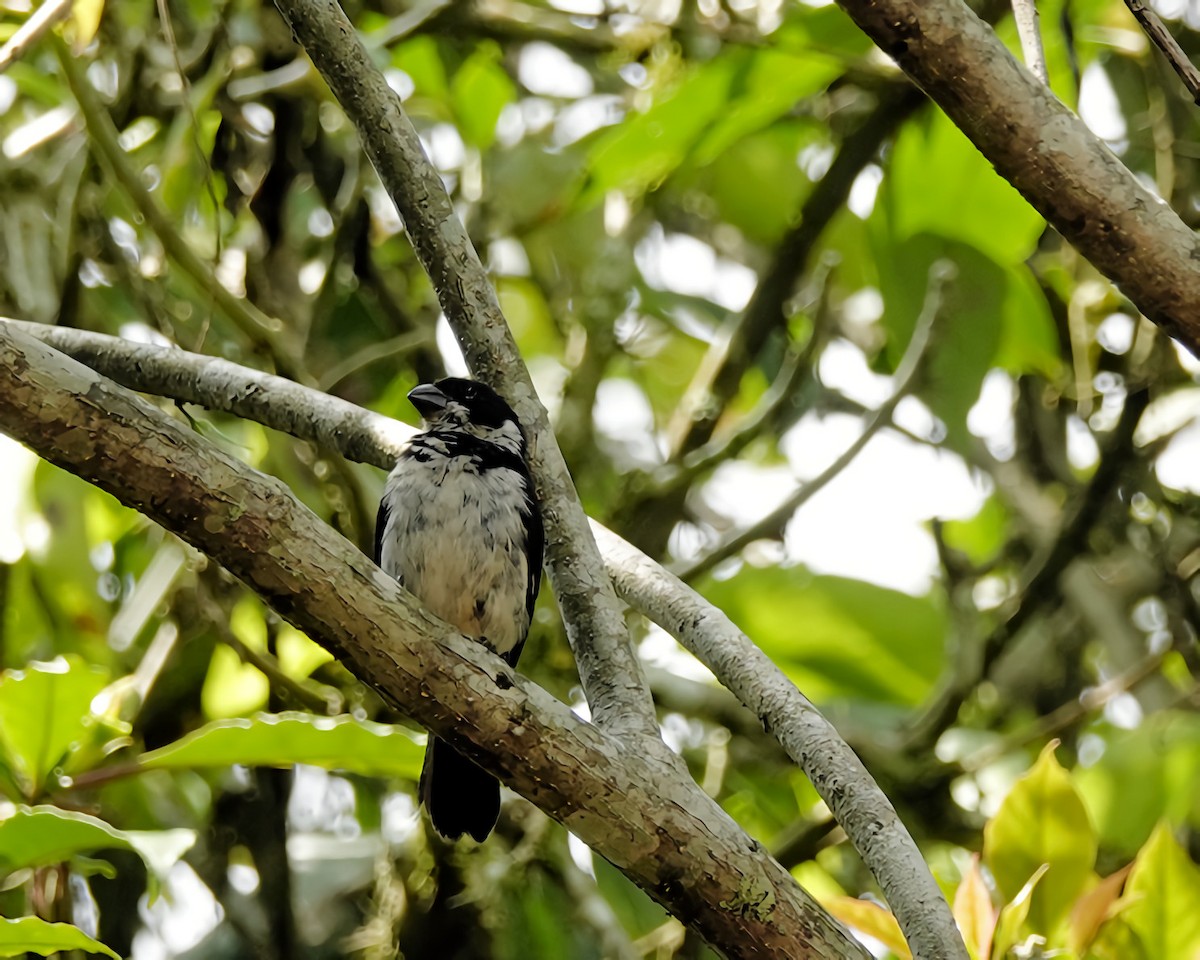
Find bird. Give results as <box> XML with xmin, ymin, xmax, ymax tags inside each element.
<box><xmin>374</xmin><ymin>377</ymin><xmax>543</xmax><ymax>842</ymax></box>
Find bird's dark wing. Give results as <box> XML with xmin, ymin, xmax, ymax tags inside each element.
<box><xmin>523</xmin><ymin>484</ymin><xmax>543</xmax><ymax>622</ymax></box>
<box><xmin>373</xmin><ymin>496</ymin><xmax>392</xmax><ymax>568</ymax></box>
<box><xmin>503</xmin><ymin>473</ymin><xmax>543</xmax><ymax>669</ymax></box>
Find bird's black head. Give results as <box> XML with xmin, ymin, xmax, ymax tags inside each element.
<box><xmin>408</xmin><ymin>378</ymin><xmax>525</xmax><ymax>452</ymax></box>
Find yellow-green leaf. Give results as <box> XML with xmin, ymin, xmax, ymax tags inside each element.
<box><xmin>1122</xmin><ymin>821</ymin><xmax>1200</xmax><ymax>960</ymax></box>
<box><xmin>984</xmin><ymin>742</ymin><xmax>1097</xmax><ymax>935</ymax></box>
<box><xmin>0</xmin><ymin>918</ymin><xmax>118</xmax><ymax>958</ymax></box>
<box><xmin>991</xmin><ymin>863</ymin><xmax>1048</xmax><ymax>959</ymax></box>
<box><xmin>451</xmin><ymin>43</ymin><xmax>515</xmax><ymax>149</ymax></box>
<box><xmin>68</xmin><ymin>0</ymin><xmax>106</xmax><ymax>52</ymax></box>
<box><xmin>820</xmin><ymin>896</ymin><xmax>910</xmax><ymax>959</ymax></box>
<box><xmin>141</xmin><ymin>712</ymin><xmax>425</xmax><ymax>780</ymax></box>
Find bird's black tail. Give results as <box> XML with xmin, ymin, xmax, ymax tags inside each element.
<box><xmin>420</xmin><ymin>736</ymin><xmax>500</xmax><ymax>842</ymax></box>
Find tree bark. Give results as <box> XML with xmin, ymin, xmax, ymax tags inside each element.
<box><xmin>836</xmin><ymin>0</ymin><xmax>1200</xmax><ymax>355</ymax></box>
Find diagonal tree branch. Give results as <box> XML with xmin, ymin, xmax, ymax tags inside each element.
<box><xmin>3</xmin><ymin>317</ymin><xmax>967</xmax><ymax>960</ymax></box>
<box><xmin>0</xmin><ymin>321</ymin><xmax>868</xmax><ymax>960</ymax></box>
<box><xmin>1123</xmin><ymin>0</ymin><xmax>1200</xmax><ymax>105</ymax></box>
<box><xmin>835</xmin><ymin>0</ymin><xmax>1200</xmax><ymax>355</ymax></box>
<box><xmin>269</xmin><ymin>0</ymin><xmax>657</xmax><ymax>739</ymax></box>
<box><xmin>593</xmin><ymin>527</ymin><xmax>968</xmax><ymax>960</ymax></box>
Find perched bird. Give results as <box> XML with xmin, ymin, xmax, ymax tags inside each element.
<box><xmin>375</xmin><ymin>377</ymin><xmax>543</xmax><ymax>842</ymax></box>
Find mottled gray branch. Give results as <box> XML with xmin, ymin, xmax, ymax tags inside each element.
<box><xmin>0</xmin><ymin>322</ymin><xmax>868</xmax><ymax>960</ymax></box>
<box><xmin>1010</xmin><ymin>0</ymin><xmax>1048</xmax><ymax>84</ymax></box>
<box><xmin>0</xmin><ymin>321</ymin><xmax>412</xmax><ymax>467</ymax></box>
<box><xmin>836</xmin><ymin>0</ymin><xmax>1200</xmax><ymax>355</ymax></box>
<box><xmin>593</xmin><ymin>526</ymin><xmax>968</xmax><ymax>960</ymax></box>
<box><xmin>5</xmin><ymin>319</ymin><xmax>963</xmax><ymax>960</ymax></box>
<box><xmin>270</xmin><ymin>0</ymin><xmax>657</xmax><ymax>739</ymax></box>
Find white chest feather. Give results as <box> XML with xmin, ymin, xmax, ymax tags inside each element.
<box><xmin>379</xmin><ymin>453</ymin><xmax>532</xmax><ymax>655</ymax></box>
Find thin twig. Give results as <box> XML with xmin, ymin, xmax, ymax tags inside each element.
<box><xmin>675</xmin><ymin>261</ymin><xmax>954</xmax><ymax>583</ymax></box>
<box><xmin>317</xmin><ymin>331</ymin><xmax>433</xmax><ymax>391</ymax></box>
<box><xmin>961</xmin><ymin>649</ymin><xmax>1171</xmax><ymax>772</ymax></box>
<box><xmin>52</xmin><ymin>39</ymin><xmax>304</xmax><ymax>382</ymax></box>
<box><xmin>904</xmin><ymin>385</ymin><xmax>1151</xmax><ymax>748</ymax></box>
<box><xmin>637</xmin><ymin>261</ymin><xmax>837</xmax><ymax>501</ymax></box>
<box><xmin>155</xmin><ymin>0</ymin><xmax>223</xmax><ymax>260</ymax></box>
<box><xmin>0</xmin><ymin>0</ymin><xmax>72</xmax><ymax>73</ymax></box>
<box><xmin>1011</xmin><ymin>0</ymin><xmax>1049</xmax><ymax>84</ymax></box>
<box><xmin>1124</xmin><ymin>0</ymin><xmax>1200</xmax><ymax>105</ymax></box>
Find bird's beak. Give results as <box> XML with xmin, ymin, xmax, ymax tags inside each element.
<box><xmin>408</xmin><ymin>383</ymin><xmax>449</xmax><ymax>419</ymax></box>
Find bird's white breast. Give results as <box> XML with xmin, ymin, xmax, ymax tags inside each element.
<box><xmin>380</xmin><ymin>452</ymin><xmax>532</xmax><ymax>655</ymax></box>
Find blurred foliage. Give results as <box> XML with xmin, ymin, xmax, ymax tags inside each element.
<box><xmin>0</xmin><ymin>0</ymin><xmax>1199</xmax><ymax>957</ymax></box>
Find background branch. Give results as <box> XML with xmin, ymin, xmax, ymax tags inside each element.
<box><xmin>835</xmin><ymin>0</ymin><xmax>1200</xmax><ymax>354</ymax></box>
<box><xmin>1124</xmin><ymin>0</ymin><xmax>1200</xmax><ymax>104</ymax></box>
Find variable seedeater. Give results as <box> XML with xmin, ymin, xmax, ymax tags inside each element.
<box><xmin>375</xmin><ymin>378</ymin><xmax>543</xmax><ymax>842</ymax></box>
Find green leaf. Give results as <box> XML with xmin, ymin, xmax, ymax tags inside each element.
<box><xmin>1074</xmin><ymin>711</ymin><xmax>1200</xmax><ymax>857</ymax></box>
<box><xmin>879</xmin><ymin>110</ymin><xmax>1045</xmax><ymax>265</ymax></box>
<box><xmin>1122</xmin><ymin>822</ymin><xmax>1200</xmax><ymax>960</ymax></box>
<box><xmin>497</xmin><ymin>277</ymin><xmax>562</xmax><ymax>358</ymax></box>
<box><xmin>706</xmin><ymin>123</ymin><xmax>819</xmax><ymax>244</ymax></box>
<box><xmin>140</xmin><ymin>712</ymin><xmax>425</xmax><ymax>780</ymax></box>
<box><xmin>700</xmin><ymin>569</ymin><xmax>945</xmax><ymax>706</ymax></box>
<box><xmin>940</xmin><ymin>497</ymin><xmax>1009</xmax><ymax>566</ymax></box>
<box><xmin>0</xmin><ymin>657</ymin><xmax>110</xmax><ymax>798</ymax></box>
<box><xmin>392</xmin><ymin>35</ymin><xmax>449</xmax><ymax>103</ymax></box>
<box><xmin>991</xmin><ymin>863</ymin><xmax>1049</xmax><ymax>959</ymax></box>
<box><xmin>994</xmin><ymin>266</ymin><xmax>1062</xmax><ymax>376</ymax></box>
<box><xmin>984</xmin><ymin>743</ymin><xmax>1098</xmax><ymax>935</ymax></box>
<box><xmin>0</xmin><ymin>918</ymin><xmax>119</xmax><ymax>958</ymax></box>
<box><xmin>200</xmin><ymin>595</ymin><xmax>270</xmax><ymax>719</ymax></box>
<box><xmin>580</xmin><ymin>59</ymin><xmax>732</xmax><ymax>205</ymax></box>
<box><xmin>872</xmin><ymin>235</ymin><xmax>1006</xmax><ymax>452</ymax></box>
<box><xmin>688</xmin><ymin>49</ymin><xmax>841</xmax><ymax>166</ymax></box>
<box><xmin>452</xmin><ymin>43</ymin><xmax>515</xmax><ymax>149</ymax></box>
<box><xmin>0</xmin><ymin>805</ymin><xmax>194</xmax><ymax>880</ymax></box>
<box><xmin>0</xmin><ymin>805</ymin><xmax>131</xmax><ymax>872</ymax></box>
<box><xmin>579</xmin><ymin>46</ymin><xmax>837</xmax><ymax>207</ymax></box>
